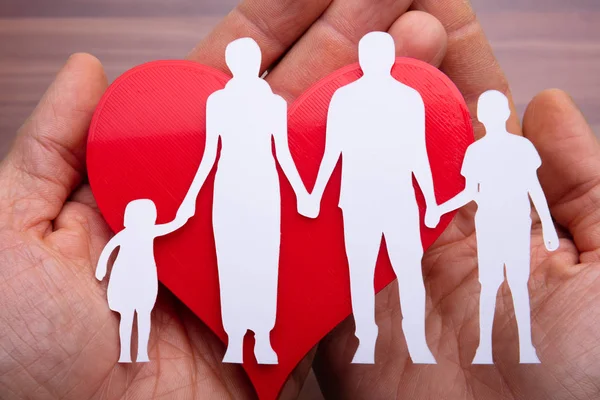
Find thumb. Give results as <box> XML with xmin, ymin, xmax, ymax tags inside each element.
<box><xmin>523</xmin><ymin>89</ymin><xmax>600</xmax><ymax>262</ymax></box>
<box><xmin>0</xmin><ymin>53</ymin><xmax>108</xmax><ymax>234</ymax></box>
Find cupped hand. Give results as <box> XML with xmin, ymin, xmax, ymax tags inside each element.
<box><xmin>312</xmin><ymin>2</ymin><xmax>600</xmax><ymax>399</ymax></box>
<box><xmin>0</xmin><ymin>0</ymin><xmax>449</xmax><ymax>399</ymax></box>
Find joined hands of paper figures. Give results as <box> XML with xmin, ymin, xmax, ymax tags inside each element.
<box><xmin>297</xmin><ymin>191</ymin><xmax>321</xmax><ymax>219</ymax></box>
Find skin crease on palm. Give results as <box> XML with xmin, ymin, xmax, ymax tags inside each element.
<box><xmin>0</xmin><ymin>0</ymin><xmax>599</xmax><ymax>399</ymax></box>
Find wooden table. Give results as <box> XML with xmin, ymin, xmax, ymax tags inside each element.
<box><xmin>1</xmin><ymin>0</ymin><xmax>599</xmax><ymax>158</ymax></box>
<box><xmin>1</xmin><ymin>0</ymin><xmax>598</xmax><ymax>398</ymax></box>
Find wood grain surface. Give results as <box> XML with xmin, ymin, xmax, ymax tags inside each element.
<box><xmin>0</xmin><ymin>1</ymin><xmax>598</xmax><ymax>398</ymax></box>
<box><xmin>1</xmin><ymin>0</ymin><xmax>599</xmax><ymax>159</ymax></box>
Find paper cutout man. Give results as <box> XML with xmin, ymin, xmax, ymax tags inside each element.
<box><xmin>427</xmin><ymin>90</ymin><xmax>560</xmax><ymax>364</ymax></box>
<box><xmin>178</xmin><ymin>37</ymin><xmax>309</xmax><ymax>365</ymax></box>
<box><xmin>302</xmin><ymin>31</ymin><xmax>437</xmax><ymax>364</ymax></box>
<box><xmin>96</xmin><ymin>199</ymin><xmax>193</xmax><ymax>363</ymax></box>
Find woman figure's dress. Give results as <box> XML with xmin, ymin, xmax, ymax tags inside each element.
<box><xmin>209</xmin><ymin>78</ymin><xmax>284</xmax><ymax>339</ymax></box>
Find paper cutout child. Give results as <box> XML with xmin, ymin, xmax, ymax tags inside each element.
<box><xmin>427</xmin><ymin>90</ymin><xmax>559</xmax><ymax>364</ymax></box>
<box><xmin>178</xmin><ymin>37</ymin><xmax>309</xmax><ymax>365</ymax></box>
<box><xmin>301</xmin><ymin>31</ymin><xmax>437</xmax><ymax>364</ymax></box>
<box><xmin>96</xmin><ymin>199</ymin><xmax>193</xmax><ymax>363</ymax></box>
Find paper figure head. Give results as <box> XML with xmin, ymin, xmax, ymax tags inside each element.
<box><xmin>477</xmin><ymin>90</ymin><xmax>511</xmax><ymax>129</ymax></box>
<box><xmin>226</xmin><ymin>37</ymin><xmax>262</xmax><ymax>78</ymax></box>
<box><xmin>124</xmin><ymin>199</ymin><xmax>157</xmax><ymax>228</ymax></box>
<box><xmin>358</xmin><ymin>31</ymin><xmax>396</xmax><ymax>76</ymax></box>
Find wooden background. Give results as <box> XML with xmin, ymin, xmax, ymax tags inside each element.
<box><xmin>0</xmin><ymin>0</ymin><xmax>598</xmax><ymax>398</ymax></box>
<box><xmin>1</xmin><ymin>0</ymin><xmax>599</xmax><ymax>159</ymax></box>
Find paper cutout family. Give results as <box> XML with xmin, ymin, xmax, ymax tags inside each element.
<box><xmin>95</xmin><ymin>31</ymin><xmax>559</xmax><ymax>366</ymax></box>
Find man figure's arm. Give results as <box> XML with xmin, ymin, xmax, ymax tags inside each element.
<box><xmin>437</xmin><ymin>179</ymin><xmax>478</xmax><ymax>215</ymax></box>
<box><xmin>411</xmin><ymin>93</ymin><xmax>439</xmax><ymax>227</ymax></box>
<box><xmin>431</xmin><ymin>145</ymin><xmax>478</xmax><ymax>227</ymax></box>
<box><xmin>304</xmin><ymin>91</ymin><xmax>344</xmax><ymax>218</ymax></box>
<box><xmin>272</xmin><ymin>96</ymin><xmax>309</xmax><ymax>202</ymax></box>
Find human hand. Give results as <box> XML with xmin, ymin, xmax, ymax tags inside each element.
<box><xmin>1</xmin><ymin>1</ymin><xmax>451</xmax><ymax>398</ymax></box>
<box><xmin>424</xmin><ymin>204</ymin><xmax>441</xmax><ymax>228</ymax></box>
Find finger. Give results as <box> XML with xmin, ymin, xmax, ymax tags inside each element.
<box><xmin>0</xmin><ymin>53</ymin><xmax>108</xmax><ymax>233</ymax></box>
<box><xmin>388</xmin><ymin>11</ymin><xmax>448</xmax><ymax>66</ymax></box>
<box><xmin>187</xmin><ymin>0</ymin><xmax>332</xmax><ymax>73</ymax></box>
<box><xmin>267</xmin><ymin>1</ymin><xmax>432</xmax><ymax>102</ymax></box>
<box><xmin>48</xmin><ymin>185</ymin><xmax>112</xmax><ymax>266</ymax></box>
<box><xmin>411</xmin><ymin>0</ymin><xmax>521</xmax><ymax>137</ymax></box>
<box><xmin>523</xmin><ymin>89</ymin><xmax>600</xmax><ymax>262</ymax></box>
<box><xmin>69</xmin><ymin>182</ymin><xmax>102</xmax><ymax>212</ymax></box>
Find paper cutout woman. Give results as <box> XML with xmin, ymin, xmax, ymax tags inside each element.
<box><xmin>96</xmin><ymin>199</ymin><xmax>193</xmax><ymax>363</ymax></box>
<box><xmin>179</xmin><ymin>37</ymin><xmax>308</xmax><ymax>364</ymax></box>
<box><xmin>302</xmin><ymin>31</ymin><xmax>437</xmax><ymax>364</ymax></box>
<box><xmin>427</xmin><ymin>90</ymin><xmax>559</xmax><ymax>364</ymax></box>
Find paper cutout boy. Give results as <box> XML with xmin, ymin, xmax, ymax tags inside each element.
<box><xmin>303</xmin><ymin>31</ymin><xmax>437</xmax><ymax>364</ymax></box>
<box><xmin>427</xmin><ymin>90</ymin><xmax>559</xmax><ymax>364</ymax></box>
<box><xmin>178</xmin><ymin>37</ymin><xmax>309</xmax><ymax>365</ymax></box>
<box><xmin>96</xmin><ymin>199</ymin><xmax>193</xmax><ymax>363</ymax></box>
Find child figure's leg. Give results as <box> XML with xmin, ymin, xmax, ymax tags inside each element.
<box><xmin>136</xmin><ymin>309</ymin><xmax>152</xmax><ymax>363</ymax></box>
<box><xmin>473</xmin><ymin>270</ymin><xmax>502</xmax><ymax>364</ymax></box>
<box><xmin>473</xmin><ymin>225</ymin><xmax>504</xmax><ymax>365</ymax></box>
<box><xmin>506</xmin><ymin>222</ymin><xmax>540</xmax><ymax>364</ymax></box>
<box><xmin>118</xmin><ymin>311</ymin><xmax>134</xmax><ymax>363</ymax></box>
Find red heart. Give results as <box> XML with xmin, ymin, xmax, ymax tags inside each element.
<box><xmin>88</xmin><ymin>58</ymin><xmax>473</xmax><ymax>399</ymax></box>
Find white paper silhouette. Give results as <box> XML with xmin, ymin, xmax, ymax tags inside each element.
<box><xmin>427</xmin><ymin>90</ymin><xmax>560</xmax><ymax>364</ymax></box>
<box><xmin>178</xmin><ymin>37</ymin><xmax>309</xmax><ymax>365</ymax></box>
<box><xmin>96</xmin><ymin>199</ymin><xmax>193</xmax><ymax>363</ymax></box>
<box><xmin>302</xmin><ymin>31</ymin><xmax>437</xmax><ymax>364</ymax></box>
